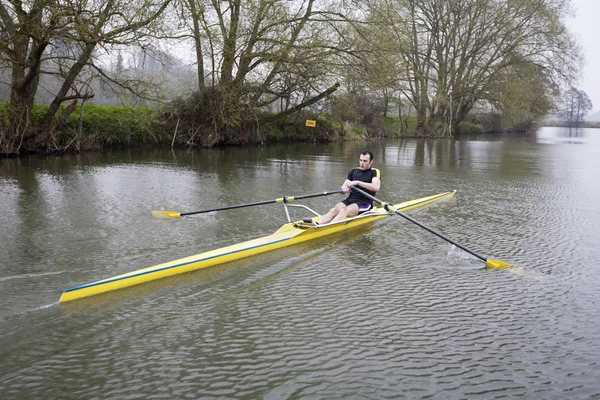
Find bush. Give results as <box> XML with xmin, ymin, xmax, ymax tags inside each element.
<box><xmin>330</xmin><ymin>92</ymin><xmax>385</xmax><ymax>125</ymax></box>
<box><xmin>455</xmin><ymin>121</ymin><xmax>482</xmax><ymax>135</ymax></box>
<box><xmin>378</xmin><ymin>115</ymin><xmax>418</xmax><ymax>137</ymax></box>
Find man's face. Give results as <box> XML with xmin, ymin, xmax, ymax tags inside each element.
<box><xmin>359</xmin><ymin>154</ymin><xmax>373</xmax><ymax>170</ymax></box>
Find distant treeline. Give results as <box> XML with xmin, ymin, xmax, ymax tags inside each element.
<box><xmin>542</xmin><ymin>121</ymin><xmax>600</xmax><ymax>129</ymax></box>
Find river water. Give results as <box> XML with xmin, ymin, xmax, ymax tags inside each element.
<box><xmin>1</xmin><ymin>127</ymin><xmax>599</xmax><ymax>398</ymax></box>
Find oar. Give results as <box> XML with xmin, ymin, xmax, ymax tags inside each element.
<box><xmin>152</xmin><ymin>190</ymin><xmax>343</xmax><ymax>219</ymax></box>
<box><xmin>350</xmin><ymin>186</ymin><xmax>511</xmax><ymax>269</ymax></box>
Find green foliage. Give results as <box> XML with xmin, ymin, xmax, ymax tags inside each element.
<box><xmin>0</xmin><ymin>103</ymin><xmax>46</xmax><ymax>126</ymax></box>
<box><xmin>59</xmin><ymin>105</ymin><xmax>168</xmax><ymax>144</ymax></box>
<box><xmin>317</xmin><ymin>114</ymin><xmax>342</xmax><ymax>131</ymax></box>
<box><xmin>260</xmin><ymin>125</ymin><xmax>288</xmax><ymax>141</ymax></box>
<box><xmin>454</xmin><ymin>121</ymin><xmax>482</xmax><ymax>135</ymax></box>
<box><xmin>487</xmin><ymin>63</ymin><xmax>554</xmax><ymax>130</ymax></box>
<box><xmin>256</xmin><ymin>112</ymin><xmax>345</xmax><ymax>143</ymax></box>
<box><xmin>330</xmin><ymin>91</ymin><xmax>385</xmax><ymax>126</ymax></box>
<box><xmin>1</xmin><ymin>102</ymin><xmax>172</xmax><ymax>153</ymax></box>
<box><xmin>378</xmin><ymin>115</ymin><xmax>418</xmax><ymax>136</ymax></box>
<box><xmin>34</xmin><ymin>103</ymin><xmax>166</xmax><ymax>145</ymax></box>
<box><xmin>79</xmin><ymin>105</ymin><xmax>158</xmax><ymax>137</ymax></box>
<box><xmin>0</xmin><ymin>101</ymin><xmax>508</xmax><ymax>154</ymax></box>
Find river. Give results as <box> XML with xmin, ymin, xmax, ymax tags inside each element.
<box><xmin>1</xmin><ymin>127</ymin><xmax>599</xmax><ymax>398</ymax></box>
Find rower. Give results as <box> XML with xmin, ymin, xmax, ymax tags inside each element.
<box><xmin>317</xmin><ymin>150</ymin><xmax>381</xmax><ymax>225</ymax></box>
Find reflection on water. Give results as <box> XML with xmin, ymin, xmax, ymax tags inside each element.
<box><xmin>1</xmin><ymin>127</ymin><xmax>600</xmax><ymax>398</ymax></box>
<box><xmin>536</xmin><ymin>125</ymin><xmax>589</xmax><ymax>144</ymax></box>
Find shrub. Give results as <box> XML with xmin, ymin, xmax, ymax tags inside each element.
<box><xmin>455</xmin><ymin>121</ymin><xmax>482</xmax><ymax>135</ymax></box>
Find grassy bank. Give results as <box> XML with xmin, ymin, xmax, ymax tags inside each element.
<box><xmin>40</xmin><ymin>104</ymin><xmax>171</xmax><ymax>147</ymax></box>
<box><xmin>1</xmin><ymin>103</ymin><xmax>172</xmax><ymax>152</ymax></box>
<box><xmin>2</xmin><ymin>104</ymin><xmax>492</xmax><ymax>154</ymax></box>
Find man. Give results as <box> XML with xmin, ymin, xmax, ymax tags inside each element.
<box><xmin>317</xmin><ymin>150</ymin><xmax>381</xmax><ymax>225</ymax></box>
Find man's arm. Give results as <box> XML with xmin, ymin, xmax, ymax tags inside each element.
<box><xmin>349</xmin><ymin>177</ymin><xmax>381</xmax><ymax>192</ymax></box>
<box><xmin>341</xmin><ymin>179</ymin><xmax>352</xmax><ymax>193</ymax></box>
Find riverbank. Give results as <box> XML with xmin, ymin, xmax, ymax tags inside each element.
<box><xmin>2</xmin><ymin>104</ymin><xmax>492</xmax><ymax>155</ymax></box>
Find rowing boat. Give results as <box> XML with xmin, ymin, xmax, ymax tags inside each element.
<box><xmin>59</xmin><ymin>190</ymin><xmax>456</xmax><ymax>302</ymax></box>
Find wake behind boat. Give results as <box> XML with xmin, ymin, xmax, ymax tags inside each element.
<box><xmin>59</xmin><ymin>190</ymin><xmax>456</xmax><ymax>302</ymax></box>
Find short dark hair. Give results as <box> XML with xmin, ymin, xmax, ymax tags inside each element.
<box><xmin>361</xmin><ymin>150</ymin><xmax>374</xmax><ymax>161</ymax></box>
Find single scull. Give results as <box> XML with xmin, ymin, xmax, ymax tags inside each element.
<box><xmin>59</xmin><ymin>190</ymin><xmax>456</xmax><ymax>302</ymax></box>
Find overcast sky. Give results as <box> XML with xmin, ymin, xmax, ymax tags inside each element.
<box><xmin>567</xmin><ymin>0</ymin><xmax>600</xmax><ymax>112</ymax></box>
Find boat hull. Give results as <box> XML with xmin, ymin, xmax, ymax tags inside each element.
<box><xmin>59</xmin><ymin>190</ymin><xmax>455</xmax><ymax>302</ymax></box>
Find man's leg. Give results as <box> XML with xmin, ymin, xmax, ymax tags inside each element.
<box><xmin>318</xmin><ymin>202</ymin><xmax>346</xmax><ymax>224</ymax></box>
<box><xmin>331</xmin><ymin>203</ymin><xmax>359</xmax><ymax>223</ymax></box>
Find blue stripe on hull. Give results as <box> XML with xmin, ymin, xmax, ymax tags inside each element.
<box><xmin>64</xmin><ymin>237</ymin><xmax>291</xmax><ymax>293</ymax></box>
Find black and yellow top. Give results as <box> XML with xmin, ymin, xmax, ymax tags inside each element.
<box><xmin>346</xmin><ymin>167</ymin><xmax>380</xmax><ymax>205</ymax></box>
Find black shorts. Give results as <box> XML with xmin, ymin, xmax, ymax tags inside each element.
<box><xmin>342</xmin><ymin>198</ymin><xmax>373</xmax><ymax>214</ymax></box>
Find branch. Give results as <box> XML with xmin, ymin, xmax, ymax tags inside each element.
<box><xmin>87</xmin><ymin>63</ymin><xmax>163</xmax><ymax>103</ymax></box>
<box><xmin>258</xmin><ymin>82</ymin><xmax>340</xmax><ymax>124</ymax></box>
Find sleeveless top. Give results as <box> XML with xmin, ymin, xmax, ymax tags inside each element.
<box><xmin>346</xmin><ymin>167</ymin><xmax>380</xmax><ymax>204</ymax></box>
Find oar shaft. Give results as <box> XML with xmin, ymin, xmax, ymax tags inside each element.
<box><xmin>292</xmin><ymin>190</ymin><xmax>344</xmax><ymax>201</ymax></box>
<box><xmin>395</xmin><ymin>207</ymin><xmax>487</xmax><ymax>262</ymax></box>
<box><xmin>350</xmin><ymin>186</ymin><xmax>488</xmax><ymax>262</ymax></box>
<box><xmin>180</xmin><ymin>199</ymin><xmax>274</xmax><ymax>216</ymax></box>
<box><xmin>180</xmin><ymin>190</ymin><xmax>343</xmax><ymax>217</ymax></box>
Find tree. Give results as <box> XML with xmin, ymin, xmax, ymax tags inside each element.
<box><xmin>363</xmin><ymin>0</ymin><xmax>581</xmax><ymax>136</ymax></box>
<box><xmin>485</xmin><ymin>61</ymin><xmax>555</xmax><ymax>131</ymax></box>
<box><xmin>560</xmin><ymin>88</ymin><xmax>592</xmax><ymax>128</ymax></box>
<box><xmin>171</xmin><ymin>0</ymin><xmax>357</xmax><ymax>144</ymax></box>
<box><xmin>0</xmin><ymin>0</ymin><xmax>172</xmax><ymax>154</ymax></box>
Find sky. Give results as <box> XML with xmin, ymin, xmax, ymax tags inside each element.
<box><xmin>566</xmin><ymin>0</ymin><xmax>600</xmax><ymax>113</ymax></box>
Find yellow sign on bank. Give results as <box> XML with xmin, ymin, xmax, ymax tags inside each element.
<box><xmin>305</xmin><ymin>119</ymin><xmax>317</xmax><ymax>127</ymax></box>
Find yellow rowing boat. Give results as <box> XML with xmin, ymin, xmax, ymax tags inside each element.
<box><xmin>59</xmin><ymin>190</ymin><xmax>456</xmax><ymax>302</ymax></box>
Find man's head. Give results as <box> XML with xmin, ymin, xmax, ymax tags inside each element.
<box><xmin>359</xmin><ymin>150</ymin><xmax>374</xmax><ymax>170</ymax></box>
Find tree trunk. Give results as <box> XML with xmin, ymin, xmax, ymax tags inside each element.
<box><xmin>44</xmin><ymin>0</ymin><xmax>118</xmax><ymax>125</ymax></box>
<box><xmin>7</xmin><ymin>0</ymin><xmax>48</xmax><ymax>140</ymax></box>
<box><xmin>43</xmin><ymin>41</ymin><xmax>97</xmax><ymax>125</ymax></box>
<box><xmin>188</xmin><ymin>0</ymin><xmax>205</xmax><ymax>90</ymax></box>
<box><xmin>219</xmin><ymin>0</ymin><xmax>240</xmax><ymax>85</ymax></box>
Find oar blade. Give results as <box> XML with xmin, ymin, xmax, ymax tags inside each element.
<box><xmin>485</xmin><ymin>259</ymin><xmax>511</xmax><ymax>269</ymax></box>
<box><xmin>486</xmin><ymin>259</ymin><xmax>524</xmax><ymax>276</ymax></box>
<box><xmin>152</xmin><ymin>210</ymin><xmax>181</xmax><ymax>219</ymax></box>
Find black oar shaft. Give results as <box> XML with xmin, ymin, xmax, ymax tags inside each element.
<box><xmin>180</xmin><ymin>190</ymin><xmax>343</xmax><ymax>217</ymax></box>
<box><xmin>394</xmin><ymin>206</ymin><xmax>486</xmax><ymax>261</ymax></box>
<box><xmin>350</xmin><ymin>186</ymin><xmax>488</xmax><ymax>262</ymax></box>
<box><xmin>180</xmin><ymin>199</ymin><xmax>275</xmax><ymax>216</ymax></box>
